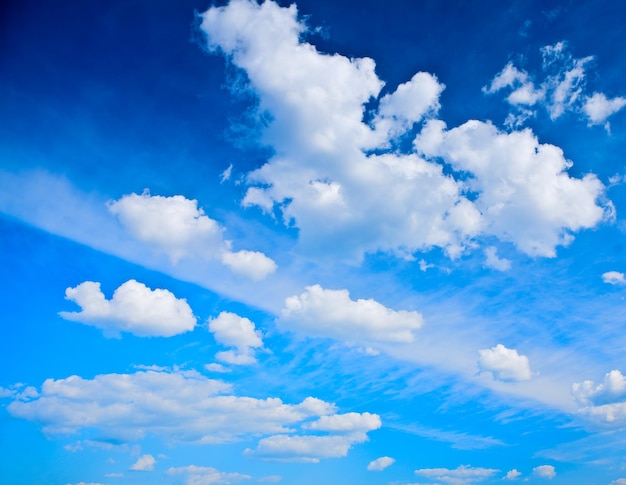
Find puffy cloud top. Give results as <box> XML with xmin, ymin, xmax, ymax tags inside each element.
<box><xmin>478</xmin><ymin>344</ymin><xmax>532</xmax><ymax>382</ymax></box>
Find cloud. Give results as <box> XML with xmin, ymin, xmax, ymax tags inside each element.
<box><xmin>504</xmin><ymin>469</ymin><xmax>522</xmax><ymax>480</ymax></box>
<box><xmin>7</xmin><ymin>369</ymin><xmax>343</xmax><ymax>444</ymax></box>
<box><xmin>583</xmin><ymin>93</ymin><xmax>626</xmax><ymax>125</ymax></box>
<box><xmin>109</xmin><ymin>191</ymin><xmax>276</xmax><ymax>280</ymax></box>
<box><xmin>277</xmin><ymin>284</ymin><xmax>423</xmax><ymax>343</ymax></box>
<box><xmin>602</xmin><ymin>271</ymin><xmax>626</xmax><ymax>285</ymax></box>
<box><xmin>610</xmin><ymin>479</ymin><xmax>626</xmax><ymax>485</ymax></box>
<box><xmin>414</xmin><ymin>465</ymin><xmax>498</xmax><ymax>484</ymax></box>
<box><xmin>482</xmin><ymin>62</ymin><xmax>545</xmax><ymax>106</ymax></box>
<box><xmin>478</xmin><ymin>344</ymin><xmax>532</xmax><ymax>381</ymax></box>
<box><xmin>59</xmin><ymin>280</ymin><xmax>196</xmax><ymax>337</ymax></box>
<box><xmin>166</xmin><ymin>465</ymin><xmax>251</xmax><ymax>485</ymax></box>
<box><xmin>208</xmin><ymin>312</ymin><xmax>264</xmax><ymax>366</ymax></box>
<box><xmin>572</xmin><ymin>370</ymin><xmax>626</xmax><ymax>425</ymax></box>
<box><xmin>129</xmin><ymin>454</ymin><xmax>155</xmax><ymax>471</ymax></box>
<box><xmin>483</xmin><ymin>246</ymin><xmax>511</xmax><ymax>271</ymax></box>
<box><xmin>367</xmin><ymin>456</ymin><xmax>395</xmax><ymax>471</ymax></box>
<box><xmin>416</xmin><ymin>119</ymin><xmax>608</xmax><ymax>257</ymax></box>
<box><xmin>532</xmin><ymin>464</ymin><xmax>556</xmax><ymax>479</ymax></box>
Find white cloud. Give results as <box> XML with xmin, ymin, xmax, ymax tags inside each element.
<box><xmin>303</xmin><ymin>412</ymin><xmax>381</xmax><ymax>432</ymax></box>
<box><xmin>7</xmin><ymin>369</ymin><xmax>341</xmax><ymax>444</ymax></box>
<box><xmin>277</xmin><ymin>284</ymin><xmax>423</xmax><ymax>343</ymax></box>
<box><xmin>416</xmin><ymin>119</ymin><xmax>608</xmax><ymax>257</ymax></box>
<box><xmin>504</xmin><ymin>469</ymin><xmax>522</xmax><ymax>480</ymax></box>
<box><xmin>204</xmin><ymin>363</ymin><xmax>231</xmax><ymax>373</ymax></box>
<box><xmin>533</xmin><ymin>464</ymin><xmax>556</xmax><ymax>479</ymax></box>
<box><xmin>583</xmin><ymin>93</ymin><xmax>626</xmax><ymax>125</ymax></box>
<box><xmin>483</xmin><ymin>62</ymin><xmax>544</xmax><ymax>106</ymax></box>
<box><xmin>478</xmin><ymin>344</ymin><xmax>532</xmax><ymax>381</ymax></box>
<box><xmin>367</xmin><ymin>456</ymin><xmax>395</xmax><ymax>471</ymax></box>
<box><xmin>610</xmin><ymin>479</ymin><xmax>626</xmax><ymax>485</ymax></box>
<box><xmin>602</xmin><ymin>271</ymin><xmax>626</xmax><ymax>285</ymax></box>
<box><xmin>109</xmin><ymin>191</ymin><xmax>276</xmax><ymax>279</ymax></box>
<box><xmin>483</xmin><ymin>246</ymin><xmax>511</xmax><ymax>271</ymax></box>
<box><xmin>414</xmin><ymin>465</ymin><xmax>499</xmax><ymax>484</ymax></box>
<box><xmin>166</xmin><ymin>465</ymin><xmax>251</xmax><ymax>485</ymax></box>
<box><xmin>59</xmin><ymin>280</ymin><xmax>196</xmax><ymax>338</ymax></box>
<box><xmin>208</xmin><ymin>311</ymin><xmax>264</xmax><ymax>366</ymax></box>
<box><xmin>129</xmin><ymin>454</ymin><xmax>155</xmax><ymax>471</ymax></box>
<box><xmin>572</xmin><ymin>370</ymin><xmax>626</xmax><ymax>425</ymax></box>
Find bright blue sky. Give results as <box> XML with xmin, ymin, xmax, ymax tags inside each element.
<box><xmin>1</xmin><ymin>1</ymin><xmax>626</xmax><ymax>484</ymax></box>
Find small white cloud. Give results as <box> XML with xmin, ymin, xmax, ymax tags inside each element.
<box><xmin>583</xmin><ymin>93</ymin><xmax>626</xmax><ymax>125</ymax></box>
<box><xmin>533</xmin><ymin>464</ymin><xmax>556</xmax><ymax>479</ymax></box>
<box><xmin>166</xmin><ymin>465</ymin><xmax>251</xmax><ymax>484</ymax></box>
<box><xmin>303</xmin><ymin>412</ymin><xmax>381</xmax><ymax>433</ymax></box>
<box><xmin>209</xmin><ymin>312</ymin><xmax>264</xmax><ymax>366</ymax></box>
<box><xmin>478</xmin><ymin>344</ymin><xmax>532</xmax><ymax>381</ymax></box>
<box><xmin>419</xmin><ymin>259</ymin><xmax>434</xmax><ymax>272</ymax></box>
<box><xmin>221</xmin><ymin>250</ymin><xmax>277</xmax><ymax>280</ymax></box>
<box><xmin>59</xmin><ymin>280</ymin><xmax>196</xmax><ymax>338</ymax></box>
<box><xmin>504</xmin><ymin>469</ymin><xmax>522</xmax><ymax>480</ymax></box>
<box><xmin>367</xmin><ymin>456</ymin><xmax>395</xmax><ymax>471</ymax></box>
<box><xmin>130</xmin><ymin>454</ymin><xmax>155</xmax><ymax>471</ymax></box>
<box><xmin>572</xmin><ymin>370</ymin><xmax>626</xmax><ymax>425</ymax></box>
<box><xmin>484</xmin><ymin>246</ymin><xmax>511</xmax><ymax>271</ymax></box>
<box><xmin>278</xmin><ymin>284</ymin><xmax>423</xmax><ymax>343</ymax></box>
<box><xmin>414</xmin><ymin>465</ymin><xmax>499</xmax><ymax>484</ymax></box>
<box><xmin>221</xmin><ymin>163</ymin><xmax>234</xmax><ymax>183</ymax></box>
<box><xmin>610</xmin><ymin>479</ymin><xmax>626</xmax><ymax>485</ymax></box>
<box><xmin>204</xmin><ymin>363</ymin><xmax>231</xmax><ymax>373</ymax></box>
<box><xmin>602</xmin><ymin>271</ymin><xmax>626</xmax><ymax>285</ymax></box>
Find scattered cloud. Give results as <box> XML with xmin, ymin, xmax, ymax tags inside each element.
<box><xmin>533</xmin><ymin>464</ymin><xmax>556</xmax><ymax>479</ymax></box>
<box><xmin>59</xmin><ymin>280</ymin><xmax>196</xmax><ymax>337</ymax></box>
<box><xmin>414</xmin><ymin>465</ymin><xmax>499</xmax><ymax>484</ymax></box>
<box><xmin>583</xmin><ymin>93</ymin><xmax>626</xmax><ymax>126</ymax></box>
<box><xmin>109</xmin><ymin>191</ymin><xmax>276</xmax><ymax>279</ymax></box>
<box><xmin>484</xmin><ymin>246</ymin><xmax>511</xmax><ymax>271</ymax></box>
<box><xmin>367</xmin><ymin>456</ymin><xmax>395</xmax><ymax>471</ymax></box>
<box><xmin>130</xmin><ymin>454</ymin><xmax>155</xmax><ymax>471</ymax></box>
<box><xmin>208</xmin><ymin>312</ymin><xmax>264</xmax><ymax>366</ymax></box>
<box><xmin>7</xmin><ymin>369</ymin><xmax>344</xmax><ymax>444</ymax></box>
<box><xmin>572</xmin><ymin>370</ymin><xmax>626</xmax><ymax>425</ymax></box>
<box><xmin>504</xmin><ymin>469</ymin><xmax>522</xmax><ymax>480</ymax></box>
<box><xmin>478</xmin><ymin>344</ymin><xmax>532</xmax><ymax>381</ymax></box>
<box><xmin>602</xmin><ymin>271</ymin><xmax>626</xmax><ymax>285</ymax></box>
<box><xmin>166</xmin><ymin>465</ymin><xmax>251</xmax><ymax>485</ymax></box>
<box><xmin>277</xmin><ymin>284</ymin><xmax>423</xmax><ymax>343</ymax></box>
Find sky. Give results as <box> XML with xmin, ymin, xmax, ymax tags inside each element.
<box><xmin>1</xmin><ymin>0</ymin><xmax>626</xmax><ymax>484</ymax></box>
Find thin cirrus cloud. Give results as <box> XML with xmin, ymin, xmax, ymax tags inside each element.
<box><xmin>200</xmin><ymin>1</ymin><xmax>610</xmax><ymax>264</ymax></box>
<box><xmin>6</xmin><ymin>368</ymin><xmax>379</xmax><ymax>460</ymax></box>
<box><xmin>477</xmin><ymin>344</ymin><xmax>532</xmax><ymax>382</ymax></box>
<box><xmin>109</xmin><ymin>191</ymin><xmax>276</xmax><ymax>280</ymax></box>
<box><xmin>277</xmin><ymin>284</ymin><xmax>423</xmax><ymax>344</ymax></box>
<box><xmin>59</xmin><ymin>279</ymin><xmax>196</xmax><ymax>338</ymax></box>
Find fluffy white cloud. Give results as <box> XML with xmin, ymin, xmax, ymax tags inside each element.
<box><xmin>303</xmin><ymin>412</ymin><xmax>381</xmax><ymax>432</ymax></box>
<box><xmin>483</xmin><ymin>62</ymin><xmax>544</xmax><ymax>106</ymax></box>
<box><xmin>277</xmin><ymin>284</ymin><xmax>423</xmax><ymax>343</ymax></box>
<box><xmin>109</xmin><ymin>191</ymin><xmax>276</xmax><ymax>279</ymax></box>
<box><xmin>583</xmin><ymin>93</ymin><xmax>626</xmax><ymax>125</ymax></box>
<box><xmin>130</xmin><ymin>454</ymin><xmax>155</xmax><ymax>471</ymax></box>
<box><xmin>478</xmin><ymin>344</ymin><xmax>532</xmax><ymax>381</ymax></box>
<box><xmin>533</xmin><ymin>464</ymin><xmax>556</xmax><ymax>479</ymax></box>
<box><xmin>208</xmin><ymin>312</ymin><xmax>264</xmax><ymax>366</ymax></box>
<box><xmin>166</xmin><ymin>465</ymin><xmax>251</xmax><ymax>485</ymax></box>
<box><xmin>59</xmin><ymin>280</ymin><xmax>196</xmax><ymax>337</ymax></box>
<box><xmin>416</xmin><ymin>119</ymin><xmax>608</xmax><ymax>257</ymax></box>
<box><xmin>7</xmin><ymin>369</ymin><xmax>340</xmax><ymax>443</ymax></box>
<box><xmin>602</xmin><ymin>271</ymin><xmax>626</xmax><ymax>285</ymax></box>
<box><xmin>504</xmin><ymin>469</ymin><xmax>522</xmax><ymax>480</ymax></box>
<box><xmin>414</xmin><ymin>465</ymin><xmax>498</xmax><ymax>484</ymax></box>
<box><xmin>367</xmin><ymin>456</ymin><xmax>395</xmax><ymax>471</ymax></box>
<box><xmin>483</xmin><ymin>246</ymin><xmax>511</xmax><ymax>271</ymax></box>
<box><xmin>572</xmin><ymin>370</ymin><xmax>626</xmax><ymax>425</ymax></box>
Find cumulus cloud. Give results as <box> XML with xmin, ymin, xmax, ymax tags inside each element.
<box><xmin>414</xmin><ymin>465</ymin><xmax>498</xmax><ymax>484</ymax></box>
<box><xmin>367</xmin><ymin>456</ymin><xmax>395</xmax><ymax>471</ymax></box>
<box><xmin>277</xmin><ymin>284</ymin><xmax>423</xmax><ymax>343</ymax></box>
<box><xmin>504</xmin><ymin>469</ymin><xmax>522</xmax><ymax>480</ymax></box>
<box><xmin>572</xmin><ymin>370</ymin><xmax>626</xmax><ymax>425</ymax></box>
<box><xmin>533</xmin><ymin>464</ymin><xmax>556</xmax><ymax>479</ymax></box>
<box><xmin>7</xmin><ymin>369</ymin><xmax>340</xmax><ymax>443</ymax></box>
<box><xmin>416</xmin><ymin>119</ymin><xmax>608</xmax><ymax>257</ymax></box>
<box><xmin>602</xmin><ymin>271</ymin><xmax>626</xmax><ymax>285</ymax></box>
<box><xmin>59</xmin><ymin>280</ymin><xmax>196</xmax><ymax>337</ymax></box>
<box><xmin>583</xmin><ymin>93</ymin><xmax>626</xmax><ymax>125</ymax></box>
<box><xmin>478</xmin><ymin>344</ymin><xmax>532</xmax><ymax>381</ymax></box>
<box><xmin>166</xmin><ymin>465</ymin><xmax>251</xmax><ymax>485</ymax></box>
<box><xmin>130</xmin><ymin>454</ymin><xmax>155</xmax><ymax>471</ymax></box>
<box><xmin>109</xmin><ymin>191</ymin><xmax>276</xmax><ymax>280</ymax></box>
<box><xmin>208</xmin><ymin>312</ymin><xmax>264</xmax><ymax>366</ymax></box>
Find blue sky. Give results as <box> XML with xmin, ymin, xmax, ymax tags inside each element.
<box><xmin>1</xmin><ymin>0</ymin><xmax>626</xmax><ymax>484</ymax></box>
